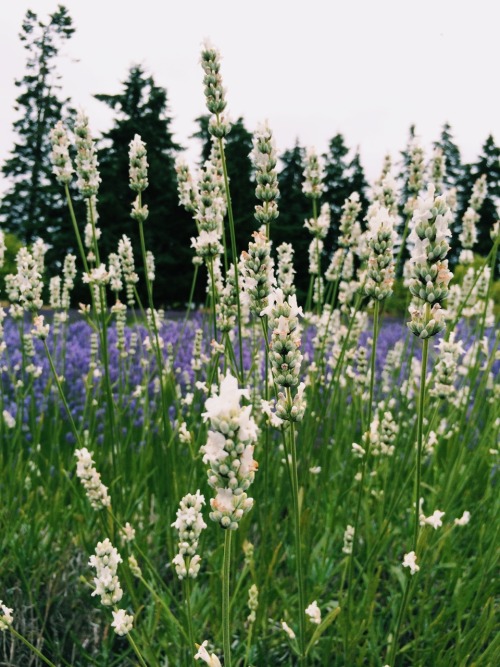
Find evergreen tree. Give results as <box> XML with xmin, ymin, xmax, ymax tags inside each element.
<box><xmin>434</xmin><ymin>122</ymin><xmax>463</xmax><ymax>191</ymax></box>
<box><xmin>276</xmin><ymin>141</ymin><xmax>311</xmax><ymax>301</ymax></box>
<box><xmin>95</xmin><ymin>65</ymin><xmax>194</xmax><ymax>306</ymax></box>
<box><xmin>0</xmin><ymin>6</ymin><xmax>75</xmax><ymax>254</ymax></box>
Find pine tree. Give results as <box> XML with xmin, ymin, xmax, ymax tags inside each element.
<box><xmin>0</xmin><ymin>6</ymin><xmax>75</xmax><ymax>254</ymax></box>
<box><xmin>434</xmin><ymin>122</ymin><xmax>463</xmax><ymax>191</ymax></box>
<box><xmin>95</xmin><ymin>65</ymin><xmax>194</xmax><ymax>306</ymax></box>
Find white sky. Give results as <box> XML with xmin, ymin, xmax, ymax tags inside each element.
<box><xmin>1</xmin><ymin>0</ymin><xmax>500</xmax><ymax>192</ymax></box>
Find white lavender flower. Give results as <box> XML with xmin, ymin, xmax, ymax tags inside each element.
<box><xmin>50</xmin><ymin>120</ymin><xmax>74</xmax><ymax>184</ymax></box>
<box><xmin>305</xmin><ymin>600</ymin><xmax>321</xmax><ymax>624</ymax></box>
<box><xmin>402</xmin><ymin>550</ymin><xmax>419</xmax><ymax>575</ymax></box>
<box><xmin>0</xmin><ymin>601</ymin><xmax>14</xmax><ymax>631</ymax></box>
<box><xmin>74</xmin><ymin>110</ymin><xmax>101</xmax><ymax>198</ymax></box>
<box><xmin>195</xmin><ymin>640</ymin><xmax>222</xmax><ymax>666</ymax></box>
<box><xmin>175</xmin><ymin>158</ymin><xmax>199</xmax><ymax>214</ymax></box>
<box><xmin>302</xmin><ymin>148</ymin><xmax>324</xmax><ymax>199</ymax></box>
<box><xmin>129</xmin><ymin>134</ymin><xmax>149</xmax><ymax>193</ymax></box>
<box><xmin>111</xmin><ymin>609</ymin><xmax>134</xmax><ymax>636</ymax></box>
<box><xmin>201</xmin><ymin>373</ymin><xmax>259</xmax><ymax>530</ymax></box>
<box><xmin>364</xmin><ymin>204</ymin><xmax>397</xmax><ymax>301</ymax></box>
<box><xmin>240</xmin><ymin>230</ymin><xmax>275</xmax><ymax>315</ymax></box>
<box><xmin>89</xmin><ymin>538</ymin><xmax>123</xmax><ymax>606</ymax></box>
<box><xmin>200</xmin><ymin>41</ymin><xmax>230</xmax><ymax>138</ymax></box>
<box><xmin>252</xmin><ymin>121</ymin><xmax>279</xmax><ymax>226</ymax></box>
<box><xmin>276</xmin><ymin>242</ymin><xmax>296</xmax><ymax>298</ymax></box>
<box><xmin>407</xmin><ymin>184</ymin><xmax>453</xmax><ymax>338</ymax></box>
<box><xmin>171</xmin><ymin>490</ymin><xmax>207</xmax><ymax>579</ymax></box>
<box><xmin>75</xmin><ymin>446</ymin><xmax>111</xmax><ymax>510</ymax></box>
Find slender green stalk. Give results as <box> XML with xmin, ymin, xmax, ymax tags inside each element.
<box><xmin>343</xmin><ymin>299</ymin><xmax>381</xmax><ymax>659</ymax></box>
<box><xmin>389</xmin><ymin>328</ymin><xmax>429</xmax><ymax>666</ymax></box>
<box><xmin>184</xmin><ymin>579</ymin><xmax>196</xmax><ymax>665</ymax></box>
<box><xmin>8</xmin><ymin>627</ymin><xmax>58</xmax><ymax>667</ymax></box>
<box><xmin>413</xmin><ymin>335</ymin><xmax>429</xmax><ymax>551</ymax></box>
<box><xmin>287</xmin><ymin>387</ymin><xmax>306</xmax><ymax>666</ymax></box>
<box><xmin>217</xmin><ymin>133</ymin><xmax>244</xmax><ymax>380</ymax></box>
<box><xmin>126</xmin><ymin>632</ymin><xmax>149</xmax><ymax>667</ymax></box>
<box><xmin>43</xmin><ymin>340</ymin><xmax>82</xmax><ymax>447</ymax></box>
<box><xmin>222</xmin><ymin>529</ymin><xmax>233</xmax><ymax>667</ymax></box>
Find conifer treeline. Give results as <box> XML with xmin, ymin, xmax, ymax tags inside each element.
<box><xmin>1</xmin><ymin>6</ymin><xmax>499</xmax><ymax>306</ymax></box>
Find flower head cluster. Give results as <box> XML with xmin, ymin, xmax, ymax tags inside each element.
<box><xmin>276</xmin><ymin>242</ymin><xmax>296</xmax><ymax>298</ymax></box>
<box><xmin>171</xmin><ymin>490</ymin><xmax>207</xmax><ymax>579</ymax></box>
<box><xmin>191</xmin><ymin>160</ymin><xmax>225</xmax><ymax>259</ymax></box>
<box><xmin>261</xmin><ymin>288</ymin><xmax>306</xmax><ymax>422</ymax></box>
<box><xmin>338</xmin><ymin>192</ymin><xmax>362</xmax><ymax>245</ymax></box>
<box><xmin>372</xmin><ymin>175</ymin><xmax>399</xmax><ymax>216</ymax></box>
<box><xmin>404</xmin><ymin>138</ymin><xmax>425</xmax><ymax>215</ymax></box>
<box><xmin>430</xmin><ymin>333</ymin><xmax>464</xmax><ymax>399</ymax></box>
<box><xmin>0</xmin><ymin>601</ymin><xmax>13</xmax><ymax>631</ymax></box>
<box><xmin>420</xmin><ymin>508</ymin><xmax>445</xmax><ymax>529</ymax></box>
<box><xmin>129</xmin><ymin>134</ymin><xmax>149</xmax><ymax>193</ymax></box>
<box><xmin>459</xmin><ymin>175</ymin><xmax>488</xmax><ymax>264</ymax></box>
<box><xmin>252</xmin><ymin>121</ymin><xmax>279</xmax><ymax>225</ymax></box>
<box><xmin>89</xmin><ymin>538</ymin><xmax>123</xmax><ymax>606</ymax></box>
<box><xmin>111</xmin><ymin>609</ymin><xmax>134</xmax><ymax>636</ymax></box>
<box><xmin>407</xmin><ymin>184</ymin><xmax>453</xmax><ymax>338</ymax></box>
<box><xmin>195</xmin><ymin>641</ymin><xmax>222</xmax><ymax>666</ymax></box>
<box><xmin>247</xmin><ymin>584</ymin><xmax>259</xmax><ymax>624</ymax></box>
<box><xmin>342</xmin><ymin>524</ymin><xmax>355</xmax><ymax>554</ymax></box>
<box><xmin>402</xmin><ymin>550</ymin><xmax>420</xmax><ymax>575</ymax></box>
<box><xmin>305</xmin><ymin>600</ymin><xmax>321</xmax><ymax>624</ymax></box>
<box><xmin>304</xmin><ymin>202</ymin><xmax>330</xmax><ymax>239</ymax></box>
<box><xmin>50</xmin><ymin>120</ymin><xmax>74</xmax><ymax>184</ymax></box>
<box><xmin>302</xmin><ymin>148</ymin><xmax>324</xmax><ymax>199</ymax></box>
<box><xmin>75</xmin><ymin>446</ymin><xmax>111</xmax><ymax>510</ymax></box>
<box><xmin>240</xmin><ymin>230</ymin><xmax>275</xmax><ymax>315</ymax></box>
<box><xmin>430</xmin><ymin>146</ymin><xmax>446</xmax><ymax>195</ymax></box>
<box><xmin>74</xmin><ymin>110</ymin><xmax>101</xmax><ymax>198</ymax></box>
<box><xmin>201</xmin><ymin>373</ymin><xmax>259</xmax><ymax>530</ymax></box>
<box><xmin>5</xmin><ymin>247</ymin><xmax>44</xmax><ymax>311</ymax></box>
<box><xmin>175</xmin><ymin>158</ymin><xmax>199</xmax><ymax>214</ymax></box>
<box><xmin>200</xmin><ymin>41</ymin><xmax>230</xmax><ymax>138</ymax></box>
<box><xmin>364</xmin><ymin>204</ymin><xmax>397</xmax><ymax>301</ymax></box>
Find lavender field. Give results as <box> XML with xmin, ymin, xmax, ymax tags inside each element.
<box><xmin>1</xmin><ymin>41</ymin><xmax>499</xmax><ymax>667</ymax></box>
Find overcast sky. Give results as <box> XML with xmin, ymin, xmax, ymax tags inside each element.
<box><xmin>1</xmin><ymin>0</ymin><xmax>500</xmax><ymax>193</ymax></box>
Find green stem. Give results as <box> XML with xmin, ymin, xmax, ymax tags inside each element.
<box><xmin>126</xmin><ymin>632</ymin><xmax>149</xmax><ymax>667</ymax></box>
<box><xmin>9</xmin><ymin>627</ymin><xmax>58</xmax><ymax>667</ymax></box>
<box><xmin>413</xmin><ymin>335</ymin><xmax>429</xmax><ymax>551</ymax></box>
<box><xmin>343</xmin><ymin>299</ymin><xmax>381</xmax><ymax>659</ymax></box>
<box><xmin>223</xmin><ymin>529</ymin><xmax>233</xmax><ymax>667</ymax></box>
<box><xmin>185</xmin><ymin>579</ymin><xmax>196</xmax><ymax>665</ymax></box>
<box><xmin>217</xmin><ymin>133</ymin><xmax>244</xmax><ymax>381</ymax></box>
<box><xmin>287</xmin><ymin>388</ymin><xmax>306</xmax><ymax>666</ymax></box>
<box><xmin>43</xmin><ymin>340</ymin><xmax>82</xmax><ymax>447</ymax></box>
